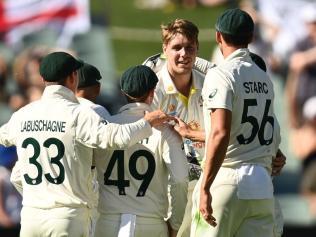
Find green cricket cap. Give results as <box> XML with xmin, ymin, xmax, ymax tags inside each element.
<box><xmin>40</xmin><ymin>52</ymin><xmax>83</xmax><ymax>82</ymax></box>
<box><xmin>78</xmin><ymin>63</ymin><xmax>102</xmax><ymax>88</ymax></box>
<box><xmin>215</xmin><ymin>8</ymin><xmax>254</xmax><ymax>36</ymax></box>
<box><xmin>120</xmin><ymin>65</ymin><xmax>158</xmax><ymax>98</ymax></box>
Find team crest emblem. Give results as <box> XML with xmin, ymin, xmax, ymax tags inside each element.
<box><xmin>167</xmin><ymin>85</ymin><xmax>174</xmax><ymax>92</ymax></box>
<box><xmin>168</xmin><ymin>104</ymin><xmax>176</xmax><ymax>112</ymax></box>
<box><xmin>208</xmin><ymin>89</ymin><xmax>218</xmax><ymax>99</ymax></box>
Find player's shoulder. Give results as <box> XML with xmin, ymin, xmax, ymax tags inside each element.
<box><xmin>143</xmin><ymin>53</ymin><xmax>216</xmax><ymax>75</ymax></box>
<box><xmin>142</xmin><ymin>53</ymin><xmax>165</xmax><ymax>73</ymax></box>
<box><xmin>12</xmin><ymin>99</ymin><xmax>41</xmax><ymax>117</ymax></box>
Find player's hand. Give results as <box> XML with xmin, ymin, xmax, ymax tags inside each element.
<box><xmin>173</xmin><ymin>117</ymin><xmax>190</xmax><ymax>138</ymax></box>
<box><xmin>199</xmin><ymin>189</ymin><xmax>217</xmax><ymax>227</ymax></box>
<box><xmin>272</xmin><ymin>149</ymin><xmax>286</xmax><ymax>176</ymax></box>
<box><xmin>144</xmin><ymin>110</ymin><xmax>175</xmax><ymax>128</ymax></box>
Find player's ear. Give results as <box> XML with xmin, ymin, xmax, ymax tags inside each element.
<box><xmin>162</xmin><ymin>43</ymin><xmax>167</xmax><ymax>54</ymax></box>
<box><xmin>216</xmin><ymin>31</ymin><xmax>221</xmax><ymax>44</ymax></box>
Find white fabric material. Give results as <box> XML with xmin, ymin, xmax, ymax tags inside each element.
<box><xmin>237</xmin><ymin>164</ymin><xmax>274</xmax><ymax>199</ymax></box>
<box><xmin>95</xmin><ymin>103</ymin><xmax>188</xmax><ymax>230</ymax></box>
<box><xmin>77</xmin><ymin>96</ymin><xmax>109</xmax><ymax>237</ymax></box>
<box><xmin>202</xmin><ymin>48</ymin><xmax>280</xmax><ymax>169</ymax></box>
<box><xmin>2</xmin><ymin>0</ymin><xmax>91</xmax><ymax>47</ymax></box>
<box><xmin>303</xmin><ymin>96</ymin><xmax>316</xmax><ymax>120</ymax></box>
<box><xmin>0</xmin><ymin>85</ymin><xmax>152</xmax><ymax>209</ymax></box>
<box><xmin>118</xmin><ymin>214</ymin><xmax>136</xmax><ymax>237</ymax></box>
<box><xmin>77</xmin><ymin>97</ymin><xmax>110</xmax><ymax>118</ymax></box>
<box><xmin>152</xmin><ymin>63</ymin><xmax>206</xmax><ymax>162</ymax></box>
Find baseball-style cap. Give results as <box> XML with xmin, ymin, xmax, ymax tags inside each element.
<box><xmin>215</xmin><ymin>8</ymin><xmax>254</xmax><ymax>35</ymax></box>
<box><xmin>78</xmin><ymin>63</ymin><xmax>102</xmax><ymax>89</ymax></box>
<box><xmin>40</xmin><ymin>51</ymin><xmax>83</xmax><ymax>82</ymax></box>
<box><xmin>120</xmin><ymin>65</ymin><xmax>158</xmax><ymax>98</ymax></box>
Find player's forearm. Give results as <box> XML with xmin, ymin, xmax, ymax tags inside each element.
<box><xmin>201</xmin><ymin>129</ymin><xmax>229</xmax><ymax>192</ymax></box>
<box><xmin>99</xmin><ymin>119</ymin><xmax>152</xmax><ymax>149</ymax></box>
<box><xmin>185</xmin><ymin>129</ymin><xmax>205</xmax><ymax>142</ymax></box>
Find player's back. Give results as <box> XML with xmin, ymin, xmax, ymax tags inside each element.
<box><xmin>203</xmin><ymin>49</ymin><xmax>277</xmax><ymax>168</ymax></box>
<box><xmin>96</xmin><ymin>103</ymin><xmax>188</xmax><ymax>220</ymax></box>
<box><xmin>9</xmin><ymin>86</ymin><xmax>97</xmax><ymax>209</ymax></box>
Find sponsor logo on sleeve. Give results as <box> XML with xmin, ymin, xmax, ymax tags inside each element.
<box><xmin>208</xmin><ymin>89</ymin><xmax>218</xmax><ymax>99</ymax></box>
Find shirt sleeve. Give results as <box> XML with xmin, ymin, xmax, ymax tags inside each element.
<box><xmin>75</xmin><ymin>107</ymin><xmax>153</xmax><ymax>149</ymax></box>
<box><xmin>0</xmin><ymin>114</ymin><xmax>17</xmax><ymax>147</ymax></box>
<box><xmin>202</xmin><ymin>69</ymin><xmax>234</xmax><ymax>111</ymax></box>
<box><xmin>161</xmin><ymin>127</ymin><xmax>188</xmax><ymax>230</ymax></box>
<box><xmin>93</xmin><ymin>105</ymin><xmax>111</xmax><ymax>119</ymax></box>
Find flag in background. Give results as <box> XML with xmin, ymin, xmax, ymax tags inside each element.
<box><xmin>0</xmin><ymin>0</ymin><xmax>91</xmax><ymax>47</ymax></box>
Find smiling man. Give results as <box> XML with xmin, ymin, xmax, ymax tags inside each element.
<box><xmin>148</xmin><ymin>19</ymin><xmax>208</xmax><ymax>237</ymax></box>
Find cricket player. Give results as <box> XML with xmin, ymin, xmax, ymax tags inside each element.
<box><xmin>0</xmin><ymin>52</ymin><xmax>171</xmax><ymax>237</ymax></box>
<box><xmin>143</xmin><ymin>19</ymin><xmax>286</xmax><ymax>237</ymax></box>
<box><xmin>143</xmin><ymin>19</ymin><xmax>208</xmax><ymax>237</ymax></box>
<box><xmin>76</xmin><ymin>62</ymin><xmax>109</xmax><ymax>237</ymax></box>
<box><xmin>77</xmin><ymin>62</ymin><xmax>110</xmax><ymax>118</ymax></box>
<box><xmin>94</xmin><ymin>65</ymin><xmax>188</xmax><ymax>237</ymax></box>
<box><xmin>193</xmin><ymin>8</ymin><xmax>280</xmax><ymax>237</ymax></box>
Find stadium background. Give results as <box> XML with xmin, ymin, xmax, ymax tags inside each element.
<box><xmin>0</xmin><ymin>0</ymin><xmax>314</xmax><ymax>236</ymax></box>
<box><xmin>90</xmin><ymin>1</ymin><xmax>316</xmax><ymax>236</ymax></box>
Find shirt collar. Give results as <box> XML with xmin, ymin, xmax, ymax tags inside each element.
<box><xmin>161</xmin><ymin>63</ymin><xmax>203</xmax><ymax>95</ymax></box>
<box><xmin>118</xmin><ymin>103</ymin><xmax>153</xmax><ymax>115</ymax></box>
<box><xmin>224</xmin><ymin>48</ymin><xmax>250</xmax><ymax>62</ymax></box>
<box><xmin>42</xmin><ymin>85</ymin><xmax>79</xmax><ymax>103</ymax></box>
<box><xmin>77</xmin><ymin>97</ymin><xmax>94</xmax><ymax>106</ymax></box>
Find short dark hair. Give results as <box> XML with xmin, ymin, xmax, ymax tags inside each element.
<box><xmin>220</xmin><ymin>31</ymin><xmax>253</xmax><ymax>47</ymax></box>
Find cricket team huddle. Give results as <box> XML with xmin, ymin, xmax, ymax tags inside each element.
<box><xmin>0</xmin><ymin>8</ymin><xmax>287</xmax><ymax>237</ymax></box>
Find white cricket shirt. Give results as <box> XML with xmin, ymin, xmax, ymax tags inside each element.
<box><xmin>0</xmin><ymin>85</ymin><xmax>152</xmax><ymax>209</ymax></box>
<box><xmin>95</xmin><ymin>103</ymin><xmax>188</xmax><ymax>230</ymax></box>
<box><xmin>152</xmin><ymin>64</ymin><xmax>205</xmax><ymax>161</ymax></box>
<box><xmin>202</xmin><ymin>48</ymin><xmax>280</xmax><ymax>169</ymax></box>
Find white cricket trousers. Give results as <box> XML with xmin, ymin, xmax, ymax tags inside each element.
<box><xmin>191</xmin><ymin>166</ymin><xmax>275</xmax><ymax>237</ymax></box>
<box><xmin>20</xmin><ymin>206</ymin><xmax>90</xmax><ymax>237</ymax></box>
<box><xmin>95</xmin><ymin>213</ymin><xmax>168</xmax><ymax>237</ymax></box>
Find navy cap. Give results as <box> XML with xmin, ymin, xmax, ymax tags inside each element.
<box><xmin>215</xmin><ymin>8</ymin><xmax>254</xmax><ymax>36</ymax></box>
<box><xmin>40</xmin><ymin>52</ymin><xmax>83</xmax><ymax>82</ymax></box>
<box><xmin>120</xmin><ymin>65</ymin><xmax>158</xmax><ymax>98</ymax></box>
<box><xmin>78</xmin><ymin>63</ymin><xmax>102</xmax><ymax>88</ymax></box>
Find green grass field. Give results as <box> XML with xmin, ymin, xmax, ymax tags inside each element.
<box><xmin>91</xmin><ymin>0</ymin><xmax>229</xmax><ymax>74</ymax></box>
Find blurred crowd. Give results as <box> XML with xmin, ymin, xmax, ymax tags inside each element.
<box><xmin>1</xmin><ymin>0</ymin><xmax>316</xmax><ymax>235</ymax></box>
<box><xmin>0</xmin><ymin>1</ymin><xmax>121</xmax><ymax>236</ymax></box>
<box><xmin>238</xmin><ymin>0</ymin><xmax>316</xmax><ymax>223</ymax></box>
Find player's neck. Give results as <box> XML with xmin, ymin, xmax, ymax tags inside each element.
<box><xmin>222</xmin><ymin>46</ymin><xmax>240</xmax><ymax>59</ymax></box>
<box><xmin>172</xmin><ymin>73</ymin><xmax>192</xmax><ymax>97</ymax></box>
